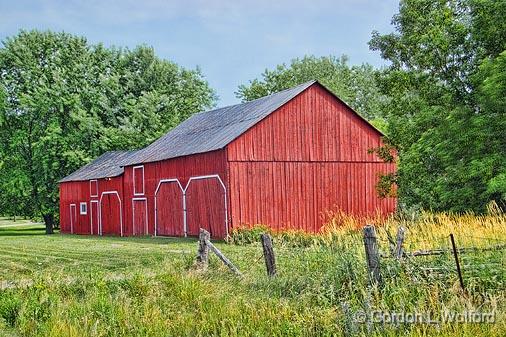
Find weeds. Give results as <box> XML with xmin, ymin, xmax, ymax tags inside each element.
<box><xmin>0</xmin><ymin>212</ymin><xmax>505</xmax><ymax>336</ymax></box>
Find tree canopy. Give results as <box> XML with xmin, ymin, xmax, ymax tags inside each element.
<box><xmin>369</xmin><ymin>0</ymin><xmax>506</xmax><ymax>212</ymax></box>
<box><xmin>0</xmin><ymin>30</ymin><xmax>216</xmax><ymax>230</ymax></box>
<box><xmin>236</xmin><ymin>55</ymin><xmax>386</xmax><ymax>128</ymax></box>
<box><xmin>237</xmin><ymin>0</ymin><xmax>505</xmax><ymax>213</ymax></box>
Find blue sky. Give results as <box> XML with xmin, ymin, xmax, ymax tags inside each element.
<box><xmin>0</xmin><ymin>0</ymin><xmax>398</xmax><ymax>106</ymax></box>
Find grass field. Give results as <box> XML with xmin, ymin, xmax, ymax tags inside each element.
<box><xmin>0</xmin><ymin>213</ymin><xmax>504</xmax><ymax>337</ymax></box>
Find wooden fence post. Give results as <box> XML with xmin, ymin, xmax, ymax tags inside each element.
<box><xmin>363</xmin><ymin>224</ymin><xmax>382</xmax><ymax>285</ymax></box>
<box><xmin>449</xmin><ymin>233</ymin><xmax>466</xmax><ymax>292</ymax></box>
<box><xmin>394</xmin><ymin>227</ymin><xmax>406</xmax><ymax>259</ymax></box>
<box><xmin>205</xmin><ymin>239</ymin><xmax>243</xmax><ymax>277</ymax></box>
<box><xmin>197</xmin><ymin>228</ymin><xmax>210</xmax><ymax>268</ymax></box>
<box><xmin>260</xmin><ymin>233</ymin><xmax>277</xmax><ymax>277</ymax></box>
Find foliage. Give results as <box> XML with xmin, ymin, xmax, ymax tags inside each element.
<box><xmin>368</xmin><ymin>0</ymin><xmax>506</xmax><ymax>212</ymax></box>
<box><xmin>236</xmin><ymin>55</ymin><xmax>386</xmax><ymax>123</ymax></box>
<box><xmin>0</xmin><ymin>212</ymin><xmax>505</xmax><ymax>336</ymax></box>
<box><xmin>0</xmin><ymin>30</ymin><xmax>216</xmax><ymax>227</ymax></box>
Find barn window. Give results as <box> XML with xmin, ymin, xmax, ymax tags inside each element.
<box><xmin>80</xmin><ymin>202</ymin><xmax>87</xmax><ymax>215</ymax></box>
<box><xmin>90</xmin><ymin>179</ymin><xmax>98</xmax><ymax>197</ymax></box>
<box><xmin>133</xmin><ymin>166</ymin><xmax>145</xmax><ymax>195</ymax></box>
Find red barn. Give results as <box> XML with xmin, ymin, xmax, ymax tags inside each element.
<box><xmin>59</xmin><ymin>151</ymin><xmax>135</xmax><ymax>235</ymax></box>
<box><xmin>60</xmin><ymin>81</ymin><xmax>396</xmax><ymax>237</ymax></box>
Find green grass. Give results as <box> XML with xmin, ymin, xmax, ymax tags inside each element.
<box><xmin>0</xmin><ymin>214</ymin><xmax>504</xmax><ymax>336</ymax></box>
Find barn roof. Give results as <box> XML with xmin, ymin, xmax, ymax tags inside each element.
<box><xmin>121</xmin><ymin>80</ymin><xmax>384</xmax><ymax>166</ymax></box>
<box><xmin>59</xmin><ymin>151</ymin><xmax>136</xmax><ymax>182</ymax></box>
<box><xmin>121</xmin><ymin>80</ymin><xmax>317</xmax><ymax>166</ymax></box>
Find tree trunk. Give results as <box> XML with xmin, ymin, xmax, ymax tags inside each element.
<box><xmin>43</xmin><ymin>213</ymin><xmax>54</xmax><ymax>234</ymax></box>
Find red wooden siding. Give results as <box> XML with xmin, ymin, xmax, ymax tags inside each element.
<box><xmin>132</xmin><ymin>198</ymin><xmax>148</xmax><ymax>235</ymax></box>
<box><xmin>155</xmin><ymin>180</ymin><xmax>184</xmax><ymax>236</ymax></box>
<box><xmin>227</xmin><ymin>85</ymin><xmax>383</xmax><ymax>162</ymax></box>
<box><xmin>100</xmin><ymin>192</ymin><xmax>122</xmax><ymax>235</ymax></box>
<box><xmin>59</xmin><ymin>175</ymin><xmax>124</xmax><ymax>235</ymax></box>
<box><xmin>228</xmin><ymin>162</ymin><xmax>396</xmax><ymax>231</ymax></box>
<box><xmin>59</xmin><ymin>82</ymin><xmax>396</xmax><ymax>238</ymax></box>
<box><xmin>226</xmin><ymin>85</ymin><xmax>396</xmax><ymax>232</ymax></box>
<box><xmin>122</xmin><ymin>150</ymin><xmax>228</xmax><ymax>237</ymax></box>
<box><xmin>59</xmin><ymin>181</ymin><xmax>90</xmax><ymax>234</ymax></box>
<box><xmin>185</xmin><ymin>176</ymin><xmax>227</xmax><ymax>238</ymax></box>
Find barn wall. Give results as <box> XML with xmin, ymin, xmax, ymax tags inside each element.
<box><xmin>59</xmin><ymin>181</ymin><xmax>89</xmax><ymax>234</ymax></box>
<box><xmin>227</xmin><ymin>85</ymin><xmax>396</xmax><ymax>232</ymax></box>
<box><xmin>228</xmin><ymin>162</ymin><xmax>396</xmax><ymax>232</ymax></box>
<box><xmin>227</xmin><ymin>85</ymin><xmax>384</xmax><ymax>162</ymax></box>
<box><xmin>59</xmin><ymin>176</ymin><xmax>124</xmax><ymax>235</ymax></box>
<box><xmin>97</xmin><ymin>176</ymin><xmax>124</xmax><ymax>235</ymax></box>
<box><xmin>122</xmin><ymin>150</ymin><xmax>228</xmax><ymax>237</ymax></box>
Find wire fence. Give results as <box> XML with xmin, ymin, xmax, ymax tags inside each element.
<box><xmin>375</xmin><ymin>228</ymin><xmax>506</xmax><ymax>292</ymax></box>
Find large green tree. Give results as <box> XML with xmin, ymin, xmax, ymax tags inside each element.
<box><xmin>369</xmin><ymin>0</ymin><xmax>506</xmax><ymax>212</ymax></box>
<box><xmin>0</xmin><ymin>30</ymin><xmax>216</xmax><ymax>232</ymax></box>
<box><xmin>236</xmin><ymin>55</ymin><xmax>386</xmax><ymax>126</ymax></box>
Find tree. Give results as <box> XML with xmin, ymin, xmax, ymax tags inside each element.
<box><xmin>236</xmin><ymin>55</ymin><xmax>386</xmax><ymax>125</ymax></box>
<box><xmin>369</xmin><ymin>0</ymin><xmax>506</xmax><ymax>212</ymax></box>
<box><xmin>0</xmin><ymin>30</ymin><xmax>216</xmax><ymax>233</ymax></box>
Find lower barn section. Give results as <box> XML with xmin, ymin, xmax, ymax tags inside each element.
<box><xmin>60</xmin><ymin>163</ymin><xmax>395</xmax><ymax>238</ymax></box>
<box><xmin>59</xmin><ymin>176</ymin><xmax>125</xmax><ymax>236</ymax></box>
<box><xmin>185</xmin><ymin>176</ymin><xmax>227</xmax><ymax>238</ymax></box>
<box><xmin>228</xmin><ymin>161</ymin><xmax>396</xmax><ymax>232</ymax></box>
<box><xmin>153</xmin><ymin>175</ymin><xmax>227</xmax><ymax>238</ymax></box>
<box><xmin>99</xmin><ymin>192</ymin><xmax>122</xmax><ymax>235</ymax></box>
<box><xmin>155</xmin><ymin>179</ymin><xmax>184</xmax><ymax>236</ymax></box>
<box><xmin>132</xmin><ymin>198</ymin><xmax>148</xmax><ymax>235</ymax></box>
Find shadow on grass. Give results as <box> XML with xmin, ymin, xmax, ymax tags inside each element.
<box><xmin>57</xmin><ymin>233</ymin><xmax>198</xmax><ymax>245</ymax></box>
<box><xmin>0</xmin><ymin>228</ymin><xmax>48</xmax><ymax>237</ymax></box>
<box><xmin>1</xmin><ymin>227</ymin><xmax>45</xmax><ymax>232</ymax></box>
<box><xmin>0</xmin><ymin>225</ymin><xmax>202</xmax><ymax>245</ymax></box>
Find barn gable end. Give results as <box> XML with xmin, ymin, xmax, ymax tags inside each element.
<box><xmin>227</xmin><ymin>83</ymin><xmax>384</xmax><ymax>162</ymax></box>
<box><xmin>225</xmin><ymin>82</ymin><xmax>396</xmax><ymax>232</ymax></box>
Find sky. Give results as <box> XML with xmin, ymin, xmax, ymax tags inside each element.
<box><xmin>0</xmin><ymin>0</ymin><xmax>398</xmax><ymax>106</ymax></box>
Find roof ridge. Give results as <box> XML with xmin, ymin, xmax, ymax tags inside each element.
<box><xmin>193</xmin><ymin>80</ymin><xmax>317</xmax><ymax>117</ymax></box>
<box><xmin>59</xmin><ymin>150</ymin><xmax>137</xmax><ymax>182</ymax></box>
<box><xmin>120</xmin><ymin>80</ymin><xmax>318</xmax><ymax>166</ymax></box>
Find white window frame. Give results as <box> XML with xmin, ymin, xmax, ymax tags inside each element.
<box><xmin>80</xmin><ymin>202</ymin><xmax>87</xmax><ymax>215</ymax></box>
<box><xmin>69</xmin><ymin>204</ymin><xmax>76</xmax><ymax>234</ymax></box>
<box><xmin>90</xmin><ymin>200</ymin><xmax>99</xmax><ymax>235</ymax></box>
<box><xmin>132</xmin><ymin>197</ymin><xmax>148</xmax><ymax>235</ymax></box>
<box><xmin>154</xmin><ymin>178</ymin><xmax>185</xmax><ymax>237</ymax></box>
<box><xmin>90</xmin><ymin>179</ymin><xmax>98</xmax><ymax>197</ymax></box>
<box><xmin>184</xmin><ymin>175</ymin><xmax>228</xmax><ymax>237</ymax></box>
<box><xmin>133</xmin><ymin>165</ymin><xmax>145</xmax><ymax>196</ymax></box>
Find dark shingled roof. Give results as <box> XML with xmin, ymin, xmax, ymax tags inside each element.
<box><xmin>59</xmin><ymin>151</ymin><xmax>136</xmax><ymax>182</ymax></box>
<box><xmin>121</xmin><ymin>80</ymin><xmax>317</xmax><ymax>166</ymax></box>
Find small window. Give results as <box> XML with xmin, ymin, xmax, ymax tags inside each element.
<box><xmin>133</xmin><ymin>166</ymin><xmax>145</xmax><ymax>195</ymax></box>
<box><xmin>80</xmin><ymin>202</ymin><xmax>87</xmax><ymax>215</ymax></box>
<box><xmin>90</xmin><ymin>180</ymin><xmax>98</xmax><ymax>197</ymax></box>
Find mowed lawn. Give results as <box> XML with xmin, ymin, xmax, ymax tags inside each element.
<box><xmin>0</xmin><ymin>218</ymin><xmax>258</xmax><ymax>283</ymax></box>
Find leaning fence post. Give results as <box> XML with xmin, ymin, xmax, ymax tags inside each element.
<box><xmin>205</xmin><ymin>239</ymin><xmax>243</xmax><ymax>277</ymax></box>
<box><xmin>197</xmin><ymin>228</ymin><xmax>210</xmax><ymax>268</ymax></box>
<box><xmin>394</xmin><ymin>227</ymin><xmax>406</xmax><ymax>259</ymax></box>
<box><xmin>363</xmin><ymin>224</ymin><xmax>382</xmax><ymax>285</ymax></box>
<box><xmin>449</xmin><ymin>233</ymin><xmax>466</xmax><ymax>293</ymax></box>
<box><xmin>260</xmin><ymin>233</ymin><xmax>277</xmax><ymax>277</ymax></box>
